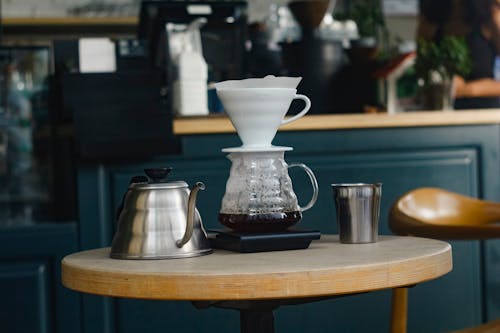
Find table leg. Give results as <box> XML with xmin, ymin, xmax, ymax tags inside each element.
<box><xmin>240</xmin><ymin>308</ymin><xmax>275</xmax><ymax>333</ymax></box>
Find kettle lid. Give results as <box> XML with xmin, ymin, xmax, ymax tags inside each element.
<box><xmin>128</xmin><ymin>167</ymin><xmax>189</xmax><ymax>190</ymax></box>
<box><xmin>130</xmin><ymin>180</ymin><xmax>188</xmax><ymax>190</ymax></box>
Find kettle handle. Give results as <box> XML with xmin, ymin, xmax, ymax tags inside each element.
<box><xmin>176</xmin><ymin>182</ymin><xmax>206</xmax><ymax>248</ymax></box>
<box><xmin>288</xmin><ymin>163</ymin><xmax>318</xmax><ymax>212</ymax></box>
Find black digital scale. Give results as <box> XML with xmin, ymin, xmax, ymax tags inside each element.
<box><xmin>208</xmin><ymin>229</ymin><xmax>321</xmax><ymax>253</ymax></box>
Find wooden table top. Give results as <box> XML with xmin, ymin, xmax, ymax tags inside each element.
<box><xmin>61</xmin><ymin>235</ymin><xmax>452</xmax><ymax>301</ymax></box>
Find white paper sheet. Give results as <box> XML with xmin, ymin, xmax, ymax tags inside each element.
<box><xmin>78</xmin><ymin>38</ymin><xmax>117</xmax><ymax>73</ymax></box>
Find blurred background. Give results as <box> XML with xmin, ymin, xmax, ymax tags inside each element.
<box><xmin>0</xmin><ymin>0</ymin><xmax>421</xmax><ymax>225</ymax></box>
<box><xmin>3</xmin><ymin>2</ymin><xmax>500</xmax><ymax>333</ymax></box>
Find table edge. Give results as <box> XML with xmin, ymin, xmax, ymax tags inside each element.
<box><xmin>61</xmin><ymin>236</ymin><xmax>452</xmax><ymax>301</ymax></box>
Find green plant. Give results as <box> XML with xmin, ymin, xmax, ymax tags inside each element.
<box><xmin>350</xmin><ymin>0</ymin><xmax>386</xmax><ymax>38</ymax></box>
<box><xmin>415</xmin><ymin>36</ymin><xmax>471</xmax><ymax>84</ymax></box>
<box><xmin>334</xmin><ymin>0</ymin><xmax>394</xmax><ymax>62</ymax></box>
<box><xmin>333</xmin><ymin>0</ymin><xmax>387</xmax><ymax>39</ymax></box>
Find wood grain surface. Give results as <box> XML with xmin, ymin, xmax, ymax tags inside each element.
<box><xmin>172</xmin><ymin>110</ymin><xmax>500</xmax><ymax>135</ymax></box>
<box><xmin>62</xmin><ymin>235</ymin><xmax>452</xmax><ymax>301</ymax></box>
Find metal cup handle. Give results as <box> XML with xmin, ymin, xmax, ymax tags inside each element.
<box><xmin>288</xmin><ymin>163</ymin><xmax>318</xmax><ymax>212</ymax></box>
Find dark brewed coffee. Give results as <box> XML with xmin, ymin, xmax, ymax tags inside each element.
<box><xmin>218</xmin><ymin>211</ymin><xmax>302</xmax><ymax>233</ymax></box>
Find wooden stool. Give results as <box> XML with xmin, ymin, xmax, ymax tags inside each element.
<box><xmin>388</xmin><ymin>187</ymin><xmax>500</xmax><ymax>333</ymax></box>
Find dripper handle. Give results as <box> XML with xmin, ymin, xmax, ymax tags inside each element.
<box><xmin>288</xmin><ymin>163</ymin><xmax>319</xmax><ymax>212</ymax></box>
<box><xmin>281</xmin><ymin>94</ymin><xmax>311</xmax><ymax>125</ymax></box>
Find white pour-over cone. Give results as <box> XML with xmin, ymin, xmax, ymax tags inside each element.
<box><xmin>215</xmin><ymin>76</ymin><xmax>311</xmax><ymax>149</ymax></box>
<box><xmin>214</xmin><ymin>75</ymin><xmax>302</xmax><ymax>90</ymax></box>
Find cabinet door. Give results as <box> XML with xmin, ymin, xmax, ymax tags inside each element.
<box><xmin>0</xmin><ymin>261</ymin><xmax>50</xmax><ymax>333</ymax></box>
<box><xmin>0</xmin><ymin>223</ymin><xmax>81</xmax><ymax>333</ymax></box>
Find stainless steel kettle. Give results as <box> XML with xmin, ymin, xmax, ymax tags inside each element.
<box><xmin>110</xmin><ymin>168</ymin><xmax>212</xmax><ymax>259</ymax></box>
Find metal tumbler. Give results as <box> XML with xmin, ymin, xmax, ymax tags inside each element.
<box><xmin>331</xmin><ymin>183</ymin><xmax>382</xmax><ymax>244</ymax></box>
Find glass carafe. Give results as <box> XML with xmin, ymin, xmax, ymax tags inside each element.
<box><xmin>218</xmin><ymin>149</ymin><xmax>318</xmax><ymax>232</ymax></box>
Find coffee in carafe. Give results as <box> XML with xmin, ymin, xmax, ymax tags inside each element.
<box><xmin>218</xmin><ymin>211</ymin><xmax>303</xmax><ymax>233</ymax></box>
<box><xmin>218</xmin><ymin>148</ymin><xmax>318</xmax><ymax>232</ymax></box>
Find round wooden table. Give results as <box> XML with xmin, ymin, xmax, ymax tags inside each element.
<box><xmin>62</xmin><ymin>235</ymin><xmax>452</xmax><ymax>333</ymax></box>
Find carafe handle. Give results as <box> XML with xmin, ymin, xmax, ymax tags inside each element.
<box><xmin>288</xmin><ymin>163</ymin><xmax>318</xmax><ymax>212</ymax></box>
<box><xmin>281</xmin><ymin>94</ymin><xmax>311</xmax><ymax>125</ymax></box>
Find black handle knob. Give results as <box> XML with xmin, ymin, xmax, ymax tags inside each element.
<box><xmin>129</xmin><ymin>175</ymin><xmax>148</xmax><ymax>185</ymax></box>
<box><xmin>144</xmin><ymin>167</ymin><xmax>173</xmax><ymax>183</ymax></box>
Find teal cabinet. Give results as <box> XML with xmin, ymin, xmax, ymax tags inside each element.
<box><xmin>76</xmin><ymin>125</ymin><xmax>500</xmax><ymax>333</ymax></box>
<box><xmin>0</xmin><ymin>223</ymin><xmax>81</xmax><ymax>333</ymax></box>
<box><xmin>0</xmin><ymin>261</ymin><xmax>50</xmax><ymax>333</ymax></box>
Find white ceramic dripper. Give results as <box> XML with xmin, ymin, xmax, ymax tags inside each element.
<box><xmin>215</xmin><ymin>76</ymin><xmax>311</xmax><ymax>148</ymax></box>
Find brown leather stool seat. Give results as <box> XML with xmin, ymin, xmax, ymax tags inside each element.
<box><xmin>388</xmin><ymin>187</ymin><xmax>500</xmax><ymax>333</ymax></box>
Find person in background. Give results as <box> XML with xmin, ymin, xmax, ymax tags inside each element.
<box><xmin>418</xmin><ymin>0</ymin><xmax>500</xmax><ymax>109</ymax></box>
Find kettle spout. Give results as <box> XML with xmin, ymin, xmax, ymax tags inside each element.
<box><xmin>176</xmin><ymin>182</ymin><xmax>206</xmax><ymax>248</ymax></box>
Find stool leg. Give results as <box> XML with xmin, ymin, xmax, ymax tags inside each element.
<box><xmin>391</xmin><ymin>287</ymin><xmax>408</xmax><ymax>333</ymax></box>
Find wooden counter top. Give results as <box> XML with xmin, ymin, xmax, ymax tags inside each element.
<box><xmin>173</xmin><ymin>109</ymin><xmax>500</xmax><ymax>135</ymax></box>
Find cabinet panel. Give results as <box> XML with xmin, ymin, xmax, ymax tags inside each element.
<box><xmin>485</xmin><ymin>240</ymin><xmax>500</xmax><ymax>320</ymax></box>
<box><xmin>0</xmin><ymin>261</ymin><xmax>50</xmax><ymax>333</ymax></box>
<box><xmin>116</xmin><ymin>300</ymin><xmax>239</xmax><ymax>333</ymax></box>
<box><xmin>0</xmin><ymin>223</ymin><xmax>81</xmax><ymax>333</ymax></box>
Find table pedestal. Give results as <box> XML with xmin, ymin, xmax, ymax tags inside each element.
<box><xmin>240</xmin><ymin>307</ymin><xmax>275</xmax><ymax>333</ymax></box>
<box><xmin>193</xmin><ymin>297</ymin><xmax>335</xmax><ymax>333</ymax></box>
<box><xmin>193</xmin><ymin>300</ymin><xmax>277</xmax><ymax>333</ymax></box>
